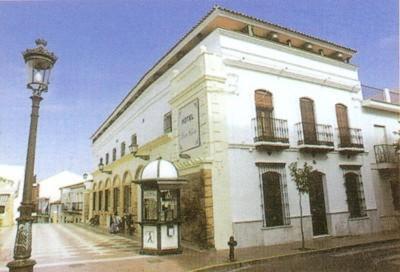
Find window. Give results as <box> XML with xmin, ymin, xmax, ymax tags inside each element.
<box><xmin>98</xmin><ymin>191</ymin><xmax>103</xmax><ymax>211</ymax></box>
<box><xmin>124</xmin><ymin>185</ymin><xmax>131</xmax><ymax>213</ymax></box>
<box><xmin>255</xmin><ymin>90</ymin><xmax>274</xmax><ymax>141</ymax></box>
<box><xmin>92</xmin><ymin>192</ymin><xmax>96</xmax><ymax>211</ymax></box>
<box><xmin>164</xmin><ymin>111</ymin><xmax>172</xmax><ymax>133</ymax></box>
<box><xmin>112</xmin><ymin>148</ymin><xmax>117</xmax><ymax>162</ymax></box>
<box><xmin>390</xmin><ymin>180</ymin><xmax>400</xmax><ymax>210</ymax></box>
<box><xmin>105</xmin><ymin>153</ymin><xmax>109</xmax><ymax>165</ymax></box>
<box><xmin>121</xmin><ymin>142</ymin><xmax>126</xmax><ymax>157</ymax></box>
<box><xmin>0</xmin><ymin>206</ymin><xmax>5</xmax><ymax>214</ymax></box>
<box><xmin>300</xmin><ymin>97</ymin><xmax>317</xmax><ymax>144</ymax></box>
<box><xmin>336</xmin><ymin>104</ymin><xmax>351</xmax><ymax>146</ymax></box>
<box><xmin>105</xmin><ymin>189</ymin><xmax>109</xmax><ymax>211</ymax></box>
<box><xmin>131</xmin><ymin>134</ymin><xmax>137</xmax><ymax>146</ymax></box>
<box><xmin>344</xmin><ymin>173</ymin><xmax>366</xmax><ymax>218</ymax></box>
<box><xmin>262</xmin><ymin>172</ymin><xmax>284</xmax><ymax>227</ymax></box>
<box><xmin>258</xmin><ymin>163</ymin><xmax>290</xmax><ymax>227</ymax></box>
<box><xmin>113</xmin><ymin>187</ymin><xmax>120</xmax><ymax>212</ymax></box>
<box><xmin>99</xmin><ymin>158</ymin><xmax>103</xmax><ymax>166</ymax></box>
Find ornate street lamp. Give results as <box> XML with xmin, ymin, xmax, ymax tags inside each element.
<box><xmin>7</xmin><ymin>39</ymin><xmax>57</xmax><ymax>272</ymax></box>
<box><xmin>128</xmin><ymin>143</ymin><xmax>150</xmax><ymax>160</ymax></box>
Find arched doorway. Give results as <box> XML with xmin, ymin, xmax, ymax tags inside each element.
<box><xmin>309</xmin><ymin>171</ymin><xmax>328</xmax><ymax>236</ymax></box>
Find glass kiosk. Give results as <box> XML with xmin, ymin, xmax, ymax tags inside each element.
<box><xmin>135</xmin><ymin>159</ymin><xmax>186</xmax><ymax>255</ymax></box>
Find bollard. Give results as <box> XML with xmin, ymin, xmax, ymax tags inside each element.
<box><xmin>227</xmin><ymin>236</ymin><xmax>237</xmax><ymax>261</ymax></box>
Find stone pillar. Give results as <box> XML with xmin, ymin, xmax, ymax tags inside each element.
<box><xmin>202</xmin><ymin>169</ymin><xmax>215</xmax><ymax>247</ymax></box>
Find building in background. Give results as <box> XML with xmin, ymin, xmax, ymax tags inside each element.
<box><xmin>89</xmin><ymin>6</ymin><xmax>400</xmax><ymax>249</ymax></box>
<box><xmin>37</xmin><ymin>197</ymin><xmax>50</xmax><ymax>223</ymax></box>
<box><xmin>49</xmin><ymin>201</ymin><xmax>62</xmax><ymax>223</ymax></box>
<box><xmin>31</xmin><ymin>177</ymin><xmax>39</xmax><ymax>222</ymax></box>
<box><xmin>0</xmin><ymin>165</ymin><xmax>24</xmax><ymax>227</ymax></box>
<box><xmin>361</xmin><ymin>85</ymin><xmax>400</xmax><ymax>230</ymax></box>
<box><xmin>59</xmin><ymin>182</ymin><xmax>85</xmax><ymax>223</ymax></box>
<box><xmin>37</xmin><ymin>171</ymin><xmax>83</xmax><ymax>223</ymax></box>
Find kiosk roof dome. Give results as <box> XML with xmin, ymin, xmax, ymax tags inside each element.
<box><xmin>141</xmin><ymin>159</ymin><xmax>178</xmax><ymax>180</ymax></box>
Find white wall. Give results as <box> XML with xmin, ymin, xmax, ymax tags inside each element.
<box><xmin>91</xmin><ymin>32</ymin><xmax>222</xmax><ymax>166</ymax></box>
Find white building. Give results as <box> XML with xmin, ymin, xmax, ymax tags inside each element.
<box><xmin>89</xmin><ymin>7</ymin><xmax>399</xmax><ymax>249</ymax></box>
<box><xmin>0</xmin><ymin>165</ymin><xmax>24</xmax><ymax>226</ymax></box>
<box><xmin>39</xmin><ymin>171</ymin><xmax>83</xmax><ymax>202</ymax></box>
<box><xmin>59</xmin><ymin>182</ymin><xmax>85</xmax><ymax>223</ymax></box>
<box><xmin>37</xmin><ymin>171</ymin><xmax>83</xmax><ymax>222</ymax></box>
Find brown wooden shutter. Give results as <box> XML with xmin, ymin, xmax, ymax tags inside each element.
<box><xmin>255</xmin><ymin>90</ymin><xmax>274</xmax><ymax>140</ymax></box>
<box><xmin>300</xmin><ymin>98</ymin><xmax>317</xmax><ymax>144</ymax></box>
<box><xmin>336</xmin><ymin>104</ymin><xmax>350</xmax><ymax>146</ymax></box>
<box><xmin>255</xmin><ymin>90</ymin><xmax>273</xmax><ymax>110</ymax></box>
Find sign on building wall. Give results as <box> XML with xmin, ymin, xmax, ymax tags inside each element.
<box><xmin>179</xmin><ymin>99</ymin><xmax>200</xmax><ymax>151</ymax></box>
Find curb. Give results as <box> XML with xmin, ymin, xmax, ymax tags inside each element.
<box><xmin>190</xmin><ymin>237</ymin><xmax>400</xmax><ymax>272</ymax></box>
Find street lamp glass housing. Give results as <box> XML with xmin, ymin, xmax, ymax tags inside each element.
<box><xmin>129</xmin><ymin>143</ymin><xmax>139</xmax><ymax>154</ymax></box>
<box><xmin>23</xmin><ymin>39</ymin><xmax>57</xmax><ymax>93</ymax></box>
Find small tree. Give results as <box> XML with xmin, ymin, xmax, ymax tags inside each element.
<box><xmin>289</xmin><ymin>162</ymin><xmax>314</xmax><ymax>250</ymax></box>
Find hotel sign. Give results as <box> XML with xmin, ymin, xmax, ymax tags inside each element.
<box><xmin>179</xmin><ymin>99</ymin><xmax>200</xmax><ymax>151</ymax></box>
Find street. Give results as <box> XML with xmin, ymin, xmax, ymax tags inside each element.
<box><xmin>0</xmin><ymin>224</ymin><xmax>143</xmax><ymax>271</ymax></box>
<box><xmin>233</xmin><ymin>240</ymin><xmax>400</xmax><ymax>272</ymax></box>
<box><xmin>1</xmin><ymin>224</ymin><xmax>400</xmax><ymax>272</ymax></box>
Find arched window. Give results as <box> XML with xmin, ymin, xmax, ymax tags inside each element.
<box><xmin>344</xmin><ymin>173</ymin><xmax>364</xmax><ymax>218</ymax></box>
<box><xmin>92</xmin><ymin>191</ymin><xmax>96</xmax><ymax>211</ymax></box>
<box><xmin>336</xmin><ymin>104</ymin><xmax>350</xmax><ymax>146</ymax></box>
<box><xmin>262</xmin><ymin>171</ymin><xmax>284</xmax><ymax>227</ymax></box>
<box><xmin>112</xmin><ymin>148</ymin><xmax>117</xmax><ymax>162</ymax></box>
<box><xmin>98</xmin><ymin>191</ymin><xmax>103</xmax><ymax>211</ymax></box>
<box><xmin>255</xmin><ymin>90</ymin><xmax>274</xmax><ymax>141</ymax></box>
<box><xmin>120</xmin><ymin>142</ymin><xmax>126</xmax><ymax>157</ymax></box>
<box><xmin>105</xmin><ymin>189</ymin><xmax>110</xmax><ymax>211</ymax></box>
<box><xmin>300</xmin><ymin>97</ymin><xmax>317</xmax><ymax>144</ymax></box>
<box><xmin>123</xmin><ymin>172</ymin><xmax>132</xmax><ymax>214</ymax></box>
<box><xmin>113</xmin><ymin>176</ymin><xmax>121</xmax><ymax>213</ymax></box>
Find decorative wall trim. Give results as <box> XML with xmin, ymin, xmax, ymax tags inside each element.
<box><xmin>224</xmin><ymin>58</ymin><xmax>360</xmax><ymax>92</ymax></box>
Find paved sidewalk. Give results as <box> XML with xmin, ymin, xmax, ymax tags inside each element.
<box><xmin>32</xmin><ymin>229</ymin><xmax>400</xmax><ymax>271</ymax></box>
<box><xmin>2</xmin><ymin>224</ymin><xmax>399</xmax><ymax>271</ymax></box>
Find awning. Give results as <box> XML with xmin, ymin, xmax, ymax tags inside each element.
<box><xmin>0</xmin><ymin>194</ymin><xmax>9</xmax><ymax>206</ymax></box>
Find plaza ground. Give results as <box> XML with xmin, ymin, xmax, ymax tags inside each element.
<box><xmin>0</xmin><ymin>224</ymin><xmax>399</xmax><ymax>271</ymax></box>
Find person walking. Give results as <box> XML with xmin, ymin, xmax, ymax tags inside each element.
<box><xmin>110</xmin><ymin>212</ymin><xmax>121</xmax><ymax>234</ymax></box>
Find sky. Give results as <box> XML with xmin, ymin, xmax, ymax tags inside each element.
<box><xmin>0</xmin><ymin>0</ymin><xmax>398</xmax><ymax>180</ymax></box>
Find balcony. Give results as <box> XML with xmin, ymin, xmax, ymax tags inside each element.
<box><xmin>361</xmin><ymin>85</ymin><xmax>400</xmax><ymax>113</ymax></box>
<box><xmin>295</xmin><ymin>122</ymin><xmax>334</xmax><ymax>153</ymax></box>
<box><xmin>336</xmin><ymin>127</ymin><xmax>364</xmax><ymax>155</ymax></box>
<box><xmin>252</xmin><ymin>117</ymin><xmax>289</xmax><ymax>151</ymax></box>
<box><xmin>373</xmin><ymin>144</ymin><xmax>399</xmax><ymax>173</ymax></box>
<box><xmin>62</xmin><ymin>202</ymin><xmax>83</xmax><ymax>213</ymax></box>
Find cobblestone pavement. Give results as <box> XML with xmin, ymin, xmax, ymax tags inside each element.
<box><xmin>0</xmin><ymin>223</ymin><xmax>144</xmax><ymax>271</ymax></box>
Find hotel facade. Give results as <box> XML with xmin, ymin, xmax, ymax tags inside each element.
<box><xmin>89</xmin><ymin>7</ymin><xmax>400</xmax><ymax>249</ymax></box>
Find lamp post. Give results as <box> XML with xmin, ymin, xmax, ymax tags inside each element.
<box><xmin>7</xmin><ymin>39</ymin><xmax>57</xmax><ymax>272</ymax></box>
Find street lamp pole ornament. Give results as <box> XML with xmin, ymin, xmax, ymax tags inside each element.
<box><xmin>7</xmin><ymin>39</ymin><xmax>57</xmax><ymax>272</ymax></box>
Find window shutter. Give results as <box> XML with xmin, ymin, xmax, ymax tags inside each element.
<box><xmin>255</xmin><ymin>90</ymin><xmax>273</xmax><ymax>110</ymax></box>
<box><xmin>300</xmin><ymin>98</ymin><xmax>317</xmax><ymax>144</ymax></box>
<box><xmin>336</xmin><ymin>104</ymin><xmax>351</xmax><ymax>146</ymax></box>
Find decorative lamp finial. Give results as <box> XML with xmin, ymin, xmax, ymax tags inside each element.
<box><xmin>35</xmin><ymin>39</ymin><xmax>47</xmax><ymax>47</ymax></box>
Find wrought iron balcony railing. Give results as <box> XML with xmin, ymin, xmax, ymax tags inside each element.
<box><xmin>63</xmin><ymin>202</ymin><xmax>83</xmax><ymax>212</ymax></box>
<box><xmin>374</xmin><ymin>144</ymin><xmax>399</xmax><ymax>164</ymax></box>
<box><xmin>252</xmin><ymin>116</ymin><xmax>289</xmax><ymax>143</ymax></box>
<box><xmin>336</xmin><ymin>127</ymin><xmax>364</xmax><ymax>148</ymax></box>
<box><xmin>296</xmin><ymin>122</ymin><xmax>334</xmax><ymax>146</ymax></box>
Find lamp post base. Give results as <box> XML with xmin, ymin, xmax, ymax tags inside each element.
<box><xmin>7</xmin><ymin>259</ymin><xmax>36</xmax><ymax>272</ymax></box>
